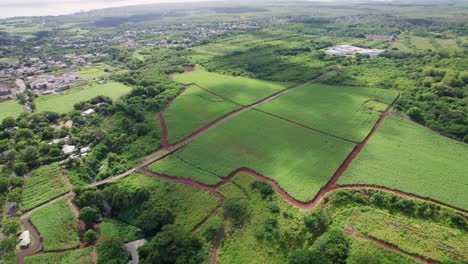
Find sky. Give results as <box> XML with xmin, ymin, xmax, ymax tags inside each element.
<box><xmin>0</xmin><ymin>0</ymin><xmax>214</xmax><ymax>19</ymax></box>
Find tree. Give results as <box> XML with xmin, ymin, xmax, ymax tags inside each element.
<box><xmin>78</xmin><ymin>207</ymin><xmax>100</xmax><ymax>227</ymax></box>
<box><xmin>1</xmin><ymin>117</ymin><xmax>15</xmax><ymax>129</ymax></box>
<box><xmin>0</xmin><ymin>237</ymin><xmax>17</xmax><ymax>256</ymax></box>
<box><xmin>2</xmin><ymin>218</ymin><xmax>21</xmax><ymax>236</ymax></box>
<box><xmin>83</xmin><ymin>229</ymin><xmax>96</xmax><ymax>243</ymax></box>
<box><xmin>96</xmin><ymin>239</ymin><xmax>129</xmax><ymax>264</ymax></box>
<box><xmin>13</xmin><ymin>161</ymin><xmax>28</xmax><ymax>176</ymax></box>
<box><xmin>8</xmin><ymin>187</ymin><xmax>22</xmax><ymax>203</ymax></box>
<box><xmin>0</xmin><ymin>178</ymin><xmax>8</xmax><ymax>194</ymax></box>
<box><xmin>137</xmin><ymin>206</ymin><xmax>174</xmax><ymax>236</ymax></box>
<box><xmin>138</xmin><ymin>224</ymin><xmax>203</xmax><ymax>264</ymax></box>
<box><xmin>406</xmin><ymin>106</ymin><xmax>424</xmax><ymax>123</ymax></box>
<box><xmin>203</xmin><ymin>218</ymin><xmax>223</xmax><ymax>242</ymax></box>
<box><xmin>304</xmin><ymin>210</ymin><xmax>330</xmax><ymax>239</ymax></box>
<box><xmin>223</xmin><ymin>198</ymin><xmax>248</xmax><ymax>225</ymax></box>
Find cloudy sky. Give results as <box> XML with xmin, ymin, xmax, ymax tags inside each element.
<box><xmin>0</xmin><ymin>0</ymin><xmax>214</xmax><ymax>19</ymax></box>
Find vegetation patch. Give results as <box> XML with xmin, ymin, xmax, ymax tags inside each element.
<box><xmin>163</xmin><ymin>85</ymin><xmax>240</xmax><ymax>144</ymax></box>
<box><xmin>150</xmin><ymin>110</ymin><xmax>355</xmax><ymax>202</ymax></box>
<box><xmin>257</xmin><ymin>83</ymin><xmax>398</xmax><ymax>142</ymax></box>
<box><xmin>97</xmin><ymin>218</ymin><xmax>144</xmax><ymax>244</ymax></box>
<box><xmin>339</xmin><ymin>117</ymin><xmax>468</xmax><ymax>210</ymax></box>
<box><xmin>22</xmin><ymin>163</ymin><xmax>68</xmax><ymax>211</ymax></box>
<box><xmin>172</xmin><ymin>68</ymin><xmax>292</xmax><ymax>105</ymax></box>
<box><xmin>29</xmin><ymin>198</ymin><xmax>80</xmax><ymax>251</ymax></box>
<box><xmin>114</xmin><ymin>173</ymin><xmax>219</xmax><ymax>231</ymax></box>
<box><xmin>347</xmin><ymin>237</ymin><xmax>418</xmax><ymax>264</ymax></box>
<box><xmin>0</xmin><ymin>100</ymin><xmax>24</xmax><ymax>122</ymax></box>
<box><xmin>35</xmin><ymin>81</ymin><xmax>131</xmax><ymax>113</ymax></box>
<box><xmin>24</xmin><ymin>247</ymin><xmax>94</xmax><ymax>264</ymax></box>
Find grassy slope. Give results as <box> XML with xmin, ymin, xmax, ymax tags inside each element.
<box><xmin>115</xmin><ymin>173</ymin><xmax>219</xmax><ymax>230</ymax></box>
<box><xmin>97</xmin><ymin>218</ymin><xmax>143</xmax><ymax>244</ymax></box>
<box><xmin>347</xmin><ymin>237</ymin><xmax>419</xmax><ymax>264</ymax></box>
<box><xmin>0</xmin><ymin>99</ymin><xmax>23</xmax><ymax>121</ymax></box>
<box><xmin>22</xmin><ymin>163</ymin><xmax>68</xmax><ymax>211</ymax></box>
<box><xmin>257</xmin><ymin>84</ymin><xmax>398</xmax><ymax>142</ymax></box>
<box><xmin>218</xmin><ymin>172</ymin><xmax>305</xmax><ymax>264</ymax></box>
<box><xmin>150</xmin><ymin>110</ymin><xmax>355</xmax><ymax>202</ymax></box>
<box><xmin>24</xmin><ymin>247</ymin><xmax>94</xmax><ymax>264</ymax></box>
<box><xmin>35</xmin><ymin>81</ymin><xmax>131</xmax><ymax>113</ymax></box>
<box><xmin>163</xmin><ymin>86</ymin><xmax>240</xmax><ymax>144</ymax></box>
<box><xmin>338</xmin><ymin>117</ymin><xmax>468</xmax><ymax>210</ymax></box>
<box><xmin>29</xmin><ymin>198</ymin><xmax>80</xmax><ymax>251</ymax></box>
<box><xmin>172</xmin><ymin>69</ymin><xmax>292</xmax><ymax>105</ymax></box>
<box><xmin>336</xmin><ymin>207</ymin><xmax>468</xmax><ymax>262</ymax></box>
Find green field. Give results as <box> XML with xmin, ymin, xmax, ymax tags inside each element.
<box><xmin>163</xmin><ymin>85</ymin><xmax>240</xmax><ymax>144</ymax></box>
<box><xmin>0</xmin><ymin>99</ymin><xmax>24</xmax><ymax>121</ymax></box>
<box><xmin>24</xmin><ymin>247</ymin><xmax>94</xmax><ymax>264</ymax></box>
<box><xmin>172</xmin><ymin>68</ymin><xmax>292</xmax><ymax>105</ymax></box>
<box><xmin>257</xmin><ymin>84</ymin><xmax>398</xmax><ymax>142</ymax></box>
<box><xmin>114</xmin><ymin>173</ymin><xmax>219</xmax><ymax>230</ymax></box>
<box><xmin>339</xmin><ymin>207</ymin><xmax>468</xmax><ymax>262</ymax></box>
<box><xmin>35</xmin><ymin>81</ymin><xmax>131</xmax><ymax>113</ymax></box>
<box><xmin>77</xmin><ymin>65</ymin><xmax>113</xmax><ymax>79</ymax></box>
<box><xmin>150</xmin><ymin>110</ymin><xmax>355</xmax><ymax>202</ymax></box>
<box><xmin>347</xmin><ymin>237</ymin><xmax>418</xmax><ymax>264</ymax></box>
<box><xmin>22</xmin><ymin>163</ymin><xmax>68</xmax><ymax>211</ymax></box>
<box><xmin>29</xmin><ymin>198</ymin><xmax>80</xmax><ymax>251</ymax></box>
<box><xmin>338</xmin><ymin>117</ymin><xmax>468</xmax><ymax>210</ymax></box>
<box><xmin>97</xmin><ymin>218</ymin><xmax>144</xmax><ymax>244</ymax></box>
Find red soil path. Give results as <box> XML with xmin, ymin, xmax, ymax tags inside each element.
<box><xmin>16</xmin><ymin>219</ymin><xmax>43</xmax><ymax>264</ymax></box>
<box><xmin>343</xmin><ymin>227</ymin><xmax>437</xmax><ymax>264</ymax></box>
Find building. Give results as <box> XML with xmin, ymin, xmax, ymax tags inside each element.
<box><xmin>19</xmin><ymin>230</ymin><xmax>30</xmax><ymax>248</ymax></box>
<box><xmin>325</xmin><ymin>45</ymin><xmax>385</xmax><ymax>57</ymax></box>
<box><xmin>82</xmin><ymin>109</ymin><xmax>95</xmax><ymax>117</ymax></box>
<box><xmin>62</xmin><ymin>145</ymin><xmax>76</xmax><ymax>155</ymax></box>
<box><xmin>64</xmin><ymin>120</ymin><xmax>73</xmax><ymax>128</ymax></box>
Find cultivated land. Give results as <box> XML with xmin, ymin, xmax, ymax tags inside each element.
<box><xmin>35</xmin><ymin>81</ymin><xmax>131</xmax><ymax>113</ymax></box>
<box><xmin>24</xmin><ymin>247</ymin><xmax>94</xmax><ymax>264</ymax></box>
<box><xmin>172</xmin><ymin>69</ymin><xmax>292</xmax><ymax>105</ymax></box>
<box><xmin>77</xmin><ymin>64</ymin><xmax>114</xmax><ymax>79</ymax></box>
<box><xmin>0</xmin><ymin>99</ymin><xmax>23</xmax><ymax>121</ymax></box>
<box><xmin>338</xmin><ymin>117</ymin><xmax>468</xmax><ymax>210</ymax></box>
<box><xmin>163</xmin><ymin>85</ymin><xmax>240</xmax><ymax>144</ymax></box>
<box><xmin>256</xmin><ymin>84</ymin><xmax>398</xmax><ymax>142</ymax></box>
<box><xmin>150</xmin><ymin>110</ymin><xmax>355</xmax><ymax>202</ymax></box>
<box><xmin>114</xmin><ymin>173</ymin><xmax>219</xmax><ymax>230</ymax></box>
<box><xmin>29</xmin><ymin>198</ymin><xmax>80</xmax><ymax>251</ymax></box>
<box><xmin>22</xmin><ymin>163</ymin><xmax>68</xmax><ymax>211</ymax></box>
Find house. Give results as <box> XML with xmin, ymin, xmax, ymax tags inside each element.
<box><xmin>64</xmin><ymin>120</ymin><xmax>73</xmax><ymax>128</ymax></box>
<box><xmin>80</xmin><ymin>147</ymin><xmax>91</xmax><ymax>154</ymax></box>
<box><xmin>6</xmin><ymin>202</ymin><xmax>17</xmax><ymax>218</ymax></box>
<box><xmin>62</xmin><ymin>145</ymin><xmax>76</xmax><ymax>155</ymax></box>
<box><xmin>19</xmin><ymin>230</ymin><xmax>30</xmax><ymax>248</ymax></box>
<box><xmin>82</xmin><ymin>109</ymin><xmax>95</xmax><ymax>117</ymax></box>
<box><xmin>41</xmin><ymin>90</ymin><xmax>53</xmax><ymax>95</ymax></box>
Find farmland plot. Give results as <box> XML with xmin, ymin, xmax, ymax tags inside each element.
<box><xmin>29</xmin><ymin>198</ymin><xmax>80</xmax><ymax>251</ymax></box>
<box><xmin>257</xmin><ymin>84</ymin><xmax>398</xmax><ymax>142</ymax></box>
<box><xmin>172</xmin><ymin>69</ymin><xmax>292</xmax><ymax>105</ymax></box>
<box><xmin>0</xmin><ymin>99</ymin><xmax>23</xmax><ymax>121</ymax></box>
<box><xmin>24</xmin><ymin>247</ymin><xmax>94</xmax><ymax>264</ymax></box>
<box><xmin>338</xmin><ymin>117</ymin><xmax>468</xmax><ymax>210</ymax></box>
<box><xmin>150</xmin><ymin>110</ymin><xmax>355</xmax><ymax>202</ymax></box>
<box><xmin>163</xmin><ymin>85</ymin><xmax>240</xmax><ymax>144</ymax></box>
<box><xmin>22</xmin><ymin>163</ymin><xmax>68</xmax><ymax>211</ymax></box>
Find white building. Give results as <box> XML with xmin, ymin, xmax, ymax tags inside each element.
<box><xmin>82</xmin><ymin>109</ymin><xmax>95</xmax><ymax>117</ymax></box>
<box><xmin>19</xmin><ymin>230</ymin><xmax>30</xmax><ymax>248</ymax></box>
<box><xmin>325</xmin><ymin>45</ymin><xmax>385</xmax><ymax>57</ymax></box>
<box><xmin>62</xmin><ymin>145</ymin><xmax>76</xmax><ymax>155</ymax></box>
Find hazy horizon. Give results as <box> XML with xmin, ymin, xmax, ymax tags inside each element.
<box><xmin>0</xmin><ymin>0</ymin><xmax>219</xmax><ymax>19</ymax></box>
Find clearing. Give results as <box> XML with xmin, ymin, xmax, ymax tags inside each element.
<box><xmin>24</xmin><ymin>247</ymin><xmax>94</xmax><ymax>264</ymax></box>
<box><xmin>35</xmin><ymin>81</ymin><xmax>131</xmax><ymax>114</ymax></box>
<box><xmin>0</xmin><ymin>99</ymin><xmax>24</xmax><ymax>121</ymax></box>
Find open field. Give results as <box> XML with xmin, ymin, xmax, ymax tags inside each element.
<box><xmin>114</xmin><ymin>173</ymin><xmax>219</xmax><ymax>230</ymax></box>
<box><xmin>24</xmin><ymin>247</ymin><xmax>94</xmax><ymax>264</ymax></box>
<box><xmin>35</xmin><ymin>81</ymin><xmax>131</xmax><ymax>113</ymax></box>
<box><xmin>172</xmin><ymin>69</ymin><xmax>292</xmax><ymax>105</ymax></box>
<box><xmin>150</xmin><ymin>110</ymin><xmax>355</xmax><ymax>202</ymax></box>
<box><xmin>77</xmin><ymin>64</ymin><xmax>114</xmax><ymax>79</ymax></box>
<box><xmin>22</xmin><ymin>163</ymin><xmax>68</xmax><ymax>211</ymax></box>
<box><xmin>29</xmin><ymin>198</ymin><xmax>80</xmax><ymax>251</ymax></box>
<box><xmin>257</xmin><ymin>84</ymin><xmax>398</xmax><ymax>142</ymax></box>
<box><xmin>338</xmin><ymin>117</ymin><xmax>468</xmax><ymax>210</ymax></box>
<box><xmin>0</xmin><ymin>99</ymin><xmax>24</xmax><ymax>121</ymax></box>
<box><xmin>97</xmin><ymin>218</ymin><xmax>144</xmax><ymax>244</ymax></box>
<box><xmin>163</xmin><ymin>85</ymin><xmax>240</xmax><ymax>144</ymax></box>
<box><xmin>347</xmin><ymin>237</ymin><xmax>418</xmax><ymax>264</ymax></box>
<box><xmin>338</xmin><ymin>207</ymin><xmax>468</xmax><ymax>262</ymax></box>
